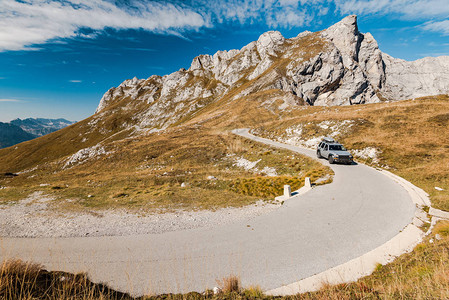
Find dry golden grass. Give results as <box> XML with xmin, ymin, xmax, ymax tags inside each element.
<box><xmin>255</xmin><ymin>95</ymin><xmax>449</xmax><ymax>210</ymax></box>
<box><xmin>216</xmin><ymin>276</ymin><xmax>240</xmax><ymax>294</ymax></box>
<box><xmin>0</xmin><ymin>259</ymin><xmax>132</xmax><ymax>299</ymax></box>
<box><xmin>0</xmin><ymin>126</ymin><xmax>331</xmax><ymax>212</ymax></box>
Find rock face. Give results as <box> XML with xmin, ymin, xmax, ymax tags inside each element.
<box><xmin>95</xmin><ymin>15</ymin><xmax>449</xmax><ymax>128</ymax></box>
<box><xmin>382</xmin><ymin>54</ymin><xmax>449</xmax><ymax>100</ymax></box>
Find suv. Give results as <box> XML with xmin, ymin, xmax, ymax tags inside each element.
<box><xmin>317</xmin><ymin>137</ymin><xmax>353</xmax><ymax>164</ymax></box>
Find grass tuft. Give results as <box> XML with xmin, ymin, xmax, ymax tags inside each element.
<box><xmin>216</xmin><ymin>275</ymin><xmax>240</xmax><ymax>294</ymax></box>
<box><xmin>0</xmin><ymin>259</ymin><xmax>132</xmax><ymax>300</ymax></box>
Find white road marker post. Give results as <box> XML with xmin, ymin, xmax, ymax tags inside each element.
<box><xmin>284</xmin><ymin>185</ymin><xmax>291</xmax><ymax>198</ymax></box>
<box><xmin>305</xmin><ymin>177</ymin><xmax>311</xmax><ymax>189</ymax></box>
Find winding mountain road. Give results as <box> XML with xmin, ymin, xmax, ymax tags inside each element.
<box><xmin>0</xmin><ymin>129</ymin><xmax>416</xmax><ymax>296</ymax></box>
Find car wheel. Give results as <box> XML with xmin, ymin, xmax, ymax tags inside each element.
<box><xmin>317</xmin><ymin>150</ymin><xmax>322</xmax><ymax>158</ymax></box>
<box><xmin>328</xmin><ymin>155</ymin><xmax>334</xmax><ymax>164</ymax></box>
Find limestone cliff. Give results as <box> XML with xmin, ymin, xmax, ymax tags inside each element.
<box><xmin>95</xmin><ymin>15</ymin><xmax>449</xmax><ymax>129</ymax></box>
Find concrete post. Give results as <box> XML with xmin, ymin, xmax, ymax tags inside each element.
<box><xmin>305</xmin><ymin>177</ymin><xmax>311</xmax><ymax>188</ymax></box>
<box><xmin>284</xmin><ymin>185</ymin><xmax>291</xmax><ymax>198</ymax></box>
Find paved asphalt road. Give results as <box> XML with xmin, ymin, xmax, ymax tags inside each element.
<box><xmin>0</xmin><ymin>129</ymin><xmax>416</xmax><ymax>296</ymax></box>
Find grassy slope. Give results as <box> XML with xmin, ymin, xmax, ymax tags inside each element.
<box><xmin>0</xmin><ymin>32</ymin><xmax>333</xmax><ymax>212</ymax></box>
<box><xmin>2</xmin><ymin>96</ymin><xmax>448</xmax><ymax>298</ymax></box>
<box><xmin>254</xmin><ymin>95</ymin><xmax>449</xmax><ymax>211</ymax></box>
<box><xmin>0</xmin><ymin>125</ymin><xmax>330</xmax><ymax>211</ymax></box>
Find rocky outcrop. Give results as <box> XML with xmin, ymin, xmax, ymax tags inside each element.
<box><xmin>95</xmin><ymin>15</ymin><xmax>449</xmax><ymax>128</ymax></box>
<box><xmin>382</xmin><ymin>54</ymin><xmax>449</xmax><ymax>100</ymax></box>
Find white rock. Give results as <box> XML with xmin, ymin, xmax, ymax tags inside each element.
<box><xmin>256</xmin><ymin>31</ymin><xmax>285</xmax><ymax>59</ymax></box>
<box><xmin>92</xmin><ymin>14</ymin><xmax>449</xmax><ymax>130</ymax></box>
<box><xmin>382</xmin><ymin>54</ymin><xmax>449</xmax><ymax>100</ymax></box>
<box><xmin>64</xmin><ymin>145</ymin><xmax>109</xmax><ymax>169</ymax></box>
<box><xmin>213</xmin><ymin>286</ymin><xmax>222</xmax><ymax>294</ymax></box>
<box><xmin>435</xmin><ymin>187</ymin><xmax>444</xmax><ymax>191</ymax></box>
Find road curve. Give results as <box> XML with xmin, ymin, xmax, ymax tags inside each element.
<box><xmin>0</xmin><ymin>129</ymin><xmax>416</xmax><ymax>296</ymax></box>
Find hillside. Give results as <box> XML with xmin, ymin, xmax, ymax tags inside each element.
<box><xmin>0</xmin><ymin>123</ymin><xmax>36</xmax><ymax>149</ymax></box>
<box><xmin>0</xmin><ymin>15</ymin><xmax>448</xmax><ymax>212</ymax></box>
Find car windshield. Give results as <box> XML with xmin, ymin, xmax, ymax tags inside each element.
<box><xmin>329</xmin><ymin>145</ymin><xmax>346</xmax><ymax>151</ymax></box>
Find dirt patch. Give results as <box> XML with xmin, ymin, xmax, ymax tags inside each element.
<box><xmin>0</xmin><ymin>192</ymin><xmax>280</xmax><ymax>238</ymax></box>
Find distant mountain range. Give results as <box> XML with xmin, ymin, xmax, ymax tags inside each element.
<box><xmin>0</xmin><ymin>118</ymin><xmax>74</xmax><ymax>149</ymax></box>
<box><xmin>10</xmin><ymin>118</ymin><xmax>74</xmax><ymax>137</ymax></box>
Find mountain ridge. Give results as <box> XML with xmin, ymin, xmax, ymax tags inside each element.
<box><xmin>96</xmin><ymin>15</ymin><xmax>449</xmax><ymax>117</ymax></box>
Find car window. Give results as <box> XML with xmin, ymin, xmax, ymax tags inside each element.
<box><xmin>325</xmin><ymin>145</ymin><xmax>328</xmax><ymax>150</ymax></box>
<box><xmin>329</xmin><ymin>145</ymin><xmax>346</xmax><ymax>151</ymax></box>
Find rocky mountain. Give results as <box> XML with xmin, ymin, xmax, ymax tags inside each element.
<box><xmin>10</xmin><ymin>118</ymin><xmax>74</xmax><ymax>137</ymax></box>
<box><xmin>95</xmin><ymin>15</ymin><xmax>449</xmax><ymax>131</ymax></box>
<box><xmin>0</xmin><ymin>15</ymin><xmax>448</xmax><ymax>174</ymax></box>
<box><xmin>0</xmin><ymin>122</ymin><xmax>36</xmax><ymax>149</ymax></box>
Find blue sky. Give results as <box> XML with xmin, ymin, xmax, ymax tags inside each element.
<box><xmin>1</xmin><ymin>0</ymin><xmax>449</xmax><ymax>122</ymax></box>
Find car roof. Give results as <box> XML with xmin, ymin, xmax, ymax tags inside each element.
<box><xmin>321</xmin><ymin>138</ymin><xmax>343</xmax><ymax>146</ymax></box>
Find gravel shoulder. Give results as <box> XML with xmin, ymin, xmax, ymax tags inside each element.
<box><xmin>0</xmin><ymin>192</ymin><xmax>280</xmax><ymax>238</ymax></box>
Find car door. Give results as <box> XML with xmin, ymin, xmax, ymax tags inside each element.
<box><xmin>322</xmin><ymin>144</ymin><xmax>329</xmax><ymax>158</ymax></box>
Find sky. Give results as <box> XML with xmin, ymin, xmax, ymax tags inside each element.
<box><xmin>1</xmin><ymin>0</ymin><xmax>449</xmax><ymax>122</ymax></box>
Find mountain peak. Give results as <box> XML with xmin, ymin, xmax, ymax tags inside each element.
<box><xmin>95</xmin><ymin>14</ymin><xmax>449</xmax><ymax>116</ymax></box>
<box><xmin>322</xmin><ymin>15</ymin><xmax>361</xmax><ymax>65</ymax></box>
<box><xmin>337</xmin><ymin>15</ymin><xmax>358</xmax><ymax>27</ymax></box>
<box><xmin>256</xmin><ymin>31</ymin><xmax>285</xmax><ymax>58</ymax></box>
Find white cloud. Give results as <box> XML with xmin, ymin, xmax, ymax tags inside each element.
<box><xmin>422</xmin><ymin>19</ymin><xmax>449</xmax><ymax>36</ymax></box>
<box><xmin>0</xmin><ymin>99</ymin><xmax>24</xmax><ymax>102</ymax></box>
<box><xmin>69</xmin><ymin>80</ymin><xmax>82</xmax><ymax>83</ymax></box>
<box><xmin>194</xmin><ymin>0</ymin><xmax>326</xmax><ymax>27</ymax></box>
<box><xmin>0</xmin><ymin>0</ymin><xmax>207</xmax><ymax>51</ymax></box>
<box><xmin>0</xmin><ymin>0</ymin><xmax>330</xmax><ymax>52</ymax></box>
<box><xmin>334</xmin><ymin>0</ymin><xmax>449</xmax><ymax>36</ymax></box>
<box><xmin>335</xmin><ymin>0</ymin><xmax>449</xmax><ymax>19</ymax></box>
<box><xmin>2</xmin><ymin>0</ymin><xmax>449</xmax><ymax>53</ymax></box>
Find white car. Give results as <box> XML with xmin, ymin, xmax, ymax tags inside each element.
<box><xmin>316</xmin><ymin>137</ymin><xmax>353</xmax><ymax>164</ymax></box>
